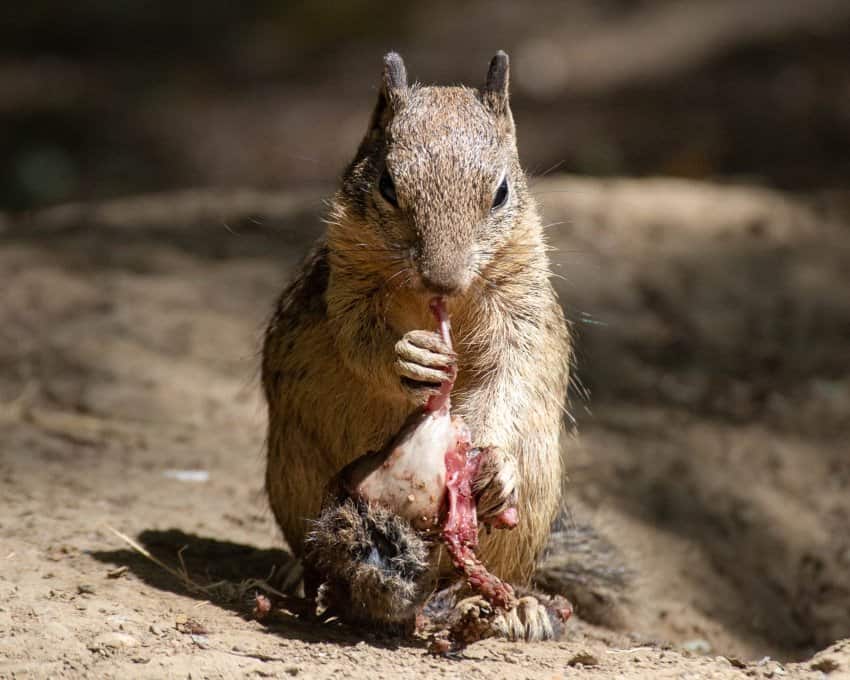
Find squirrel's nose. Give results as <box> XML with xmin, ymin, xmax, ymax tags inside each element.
<box><xmin>421</xmin><ymin>276</ymin><xmax>460</xmax><ymax>296</ymax></box>
<box><xmin>419</xmin><ymin>267</ymin><xmax>470</xmax><ymax>296</ymax></box>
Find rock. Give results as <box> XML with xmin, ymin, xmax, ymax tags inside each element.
<box><xmin>190</xmin><ymin>634</ymin><xmax>210</xmax><ymax>649</ymax></box>
<box><xmin>91</xmin><ymin>632</ymin><xmax>139</xmax><ymax>649</ymax></box>
<box><xmin>107</xmin><ymin>566</ymin><xmax>129</xmax><ymax>579</ymax></box>
<box><xmin>567</xmin><ymin>651</ymin><xmax>599</xmax><ymax>667</ymax></box>
<box><xmin>682</xmin><ymin>639</ymin><xmax>712</xmax><ymax>655</ymax></box>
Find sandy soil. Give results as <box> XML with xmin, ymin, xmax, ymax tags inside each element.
<box><xmin>1</xmin><ymin>178</ymin><xmax>849</xmax><ymax>678</ymax></box>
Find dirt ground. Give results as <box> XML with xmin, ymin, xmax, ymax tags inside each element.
<box><xmin>2</xmin><ymin>177</ymin><xmax>850</xmax><ymax>678</ymax></box>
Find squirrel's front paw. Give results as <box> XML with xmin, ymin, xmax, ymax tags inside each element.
<box><xmin>472</xmin><ymin>446</ymin><xmax>518</xmax><ymax>526</ymax></box>
<box><xmin>394</xmin><ymin>330</ymin><xmax>456</xmax><ymax>404</ymax></box>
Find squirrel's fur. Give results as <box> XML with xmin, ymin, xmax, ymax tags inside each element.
<box><xmin>304</xmin><ymin>498</ymin><xmax>437</xmax><ymax>627</ymax></box>
<box><xmin>263</xmin><ymin>52</ymin><xmax>571</xmax><ymax>597</ymax></box>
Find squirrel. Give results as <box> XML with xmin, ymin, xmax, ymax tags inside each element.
<box><xmin>262</xmin><ymin>51</ymin><xmax>577</xmax><ymax>639</ymax></box>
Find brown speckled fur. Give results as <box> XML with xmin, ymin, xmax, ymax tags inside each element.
<box><xmin>263</xmin><ymin>51</ymin><xmax>571</xmax><ymax>587</ymax></box>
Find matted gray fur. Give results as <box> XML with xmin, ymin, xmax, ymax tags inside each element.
<box><xmin>304</xmin><ymin>498</ymin><xmax>438</xmax><ymax>627</ymax></box>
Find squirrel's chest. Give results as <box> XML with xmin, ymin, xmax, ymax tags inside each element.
<box><xmin>330</xmin><ymin>379</ymin><xmax>485</xmax><ymax>470</ymax></box>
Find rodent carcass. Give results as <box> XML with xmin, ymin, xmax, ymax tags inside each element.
<box><xmin>304</xmin><ymin>297</ymin><xmax>570</xmax><ymax>652</ymax></box>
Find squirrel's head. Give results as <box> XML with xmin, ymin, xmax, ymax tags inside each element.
<box><xmin>331</xmin><ymin>51</ymin><xmax>533</xmax><ymax>299</ymax></box>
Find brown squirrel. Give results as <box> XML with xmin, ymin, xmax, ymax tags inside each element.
<box><xmin>262</xmin><ymin>51</ymin><xmax>579</xmax><ymax>639</ymax></box>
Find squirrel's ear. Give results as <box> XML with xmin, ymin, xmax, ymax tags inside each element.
<box><xmin>367</xmin><ymin>52</ymin><xmax>408</xmax><ymax>137</ymax></box>
<box><xmin>483</xmin><ymin>50</ymin><xmax>510</xmax><ymax>115</ymax></box>
<box><xmin>382</xmin><ymin>52</ymin><xmax>408</xmax><ymax>98</ymax></box>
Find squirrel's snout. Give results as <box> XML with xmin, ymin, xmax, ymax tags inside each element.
<box><xmin>418</xmin><ymin>267</ymin><xmax>471</xmax><ymax>296</ymax></box>
<box><xmin>417</xmin><ymin>250</ymin><xmax>474</xmax><ymax>296</ymax></box>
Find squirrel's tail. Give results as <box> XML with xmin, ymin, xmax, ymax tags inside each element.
<box><xmin>533</xmin><ymin>508</ymin><xmax>634</xmax><ymax>628</ymax></box>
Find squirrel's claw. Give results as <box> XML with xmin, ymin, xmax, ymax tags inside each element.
<box><xmin>493</xmin><ymin>594</ymin><xmax>571</xmax><ymax>642</ymax></box>
<box><xmin>472</xmin><ymin>445</ymin><xmax>518</xmax><ymax>526</ymax></box>
<box><xmin>443</xmin><ymin>592</ymin><xmax>570</xmax><ymax>646</ymax></box>
<box><xmin>394</xmin><ymin>329</ymin><xmax>456</xmax><ymax>403</ymax></box>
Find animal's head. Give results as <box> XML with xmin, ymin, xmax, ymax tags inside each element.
<box><xmin>331</xmin><ymin>51</ymin><xmax>532</xmax><ymax>298</ymax></box>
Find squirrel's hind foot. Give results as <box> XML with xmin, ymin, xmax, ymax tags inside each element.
<box><xmin>492</xmin><ymin>591</ymin><xmax>572</xmax><ymax>642</ymax></box>
<box><xmin>425</xmin><ymin>584</ymin><xmax>572</xmax><ymax>653</ymax></box>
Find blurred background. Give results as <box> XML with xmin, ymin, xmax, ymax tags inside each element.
<box><xmin>4</xmin><ymin>0</ymin><xmax>850</xmax><ymax>211</ymax></box>
<box><xmin>3</xmin><ymin>1</ymin><xmax>850</xmax><ymax>675</ymax></box>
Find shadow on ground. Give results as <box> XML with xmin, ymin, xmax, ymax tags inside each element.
<box><xmin>90</xmin><ymin>529</ymin><xmax>410</xmax><ymax>648</ymax></box>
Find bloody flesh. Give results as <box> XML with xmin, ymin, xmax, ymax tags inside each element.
<box><xmin>350</xmin><ymin>297</ymin><xmax>516</xmax><ymax>610</ymax></box>
<box><xmin>429</xmin><ymin>298</ymin><xmax>516</xmax><ymax>610</ymax></box>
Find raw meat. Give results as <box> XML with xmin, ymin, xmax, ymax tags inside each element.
<box><xmin>344</xmin><ymin>297</ymin><xmax>517</xmax><ymax>610</ymax></box>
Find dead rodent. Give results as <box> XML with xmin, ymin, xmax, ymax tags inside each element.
<box><xmin>304</xmin><ymin>297</ymin><xmax>572</xmax><ymax>649</ymax></box>
<box><xmin>263</xmin><ymin>52</ymin><xmax>571</xmax><ymax>633</ymax></box>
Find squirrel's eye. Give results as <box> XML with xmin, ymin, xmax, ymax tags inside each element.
<box><xmin>378</xmin><ymin>169</ymin><xmax>398</xmax><ymax>207</ymax></box>
<box><xmin>492</xmin><ymin>176</ymin><xmax>509</xmax><ymax>210</ymax></box>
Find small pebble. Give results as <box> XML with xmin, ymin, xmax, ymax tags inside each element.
<box><xmin>163</xmin><ymin>469</ymin><xmax>209</xmax><ymax>482</ymax></box>
<box><xmin>190</xmin><ymin>634</ymin><xmax>210</xmax><ymax>649</ymax></box>
<box><xmin>567</xmin><ymin>651</ymin><xmax>599</xmax><ymax>667</ymax></box>
<box><xmin>811</xmin><ymin>658</ymin><xmax>840</xmax><ymax>673</ymax></box>
<box><xmin>107</xmin><ymin>566</ymin><xmax>129</xmax><ymax>579</ymax></box>
<box><xmin>91</xmin><ymin>632</ymin><xmax>139</xmax><ymax>649</ymax></box>
<box><xmin>682</xmin><ymin>639</ymin><xmax>712</xmax><ymax>655</ymax></box>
